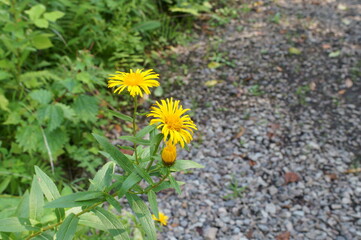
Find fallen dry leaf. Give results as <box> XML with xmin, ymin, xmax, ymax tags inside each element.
<box><xmin>284</xmin><ymin>172</ymin><xmax>300</xmax><ymax>184</ymax></box>
<box><xmin>114</xmin><ymin>124</ymin><xmax>122</xmax><ymax>133</ymax></box>
<box><xmin>344</xmin><ymin>168</ymin><xmax>361</xmax><ymax>174</ymax></box>
<box><xmin>233</xmin><ymin>126</ymin><xmax>246</xmax><ymax>139</ymax></box>
<box><xmin>204</xmin><ymin>80</ymin><xmax>221</xmax><ymax>87</ymax></box>
<box><xmin>276</xmin><ymin>66</ymin><xmax>283</xmax><ymax>72</ymax></box>
<box><xmin>345</xmin><ymin>79</ymin><xmax>353</xmax><ymax>88</ymax></box>
<box><xmin>249</xmin><ymin>160</ymin><xmax>257</xmax><ymax>167</ymax></box>
<box><xmin>309</xmin><ymin>82</ymin><xmax>317</xmax><ymax>91</ymax></box>
<box><xmin>276</xmin><ymin>231</ymin><xmax>291</xmax><ymax>240</ymax></box>
<box><xmin>322</xmin><ymin>43</ymin><xmax>331</xmax><ymax>49</ymax></box>
<box><xmin>338</xmin><ymin>89</ymin><xmax>346</xmax><ymax>95</ymax></box>
<box><xmin>325</xmin><ymin>173</ymin><xmax>338</xmax><ymax>181</ymax></box>
<box><xmin>120</xmin><ymin>149</ymin><xmax>134</xmax><ymax>155</ymax></box>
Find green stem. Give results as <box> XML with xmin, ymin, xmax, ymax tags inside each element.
<box><xmin>133</xmin><ymin>96</ymin><xmax>139</xmax><ymax>164</ymax></box>
<box><xmin>146</xmin><ymin>137</ymin><xmax>162</xmax><ymax>171</ymax></box>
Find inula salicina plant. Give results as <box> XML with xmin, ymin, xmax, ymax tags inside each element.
<box><xmin>0</xmin><ymin>69</ymin><xmax>203</xmax><ymax>239</ymax></box>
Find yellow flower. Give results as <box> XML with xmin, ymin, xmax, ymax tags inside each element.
<box><xmin>152</xmin><ymin>212</ymin><xmax>169</xmax><ymax>226</ymax></box>
<box><xmin>147</xmin><ymin>98</ymin><xmax>197</xmax><ymax>148</ymax></box>
<box><xmin>108</xmin><ymin>69</ymin><xmax>160</xmax><ymax>97</ymax></box>
<box><xmin>162</xmin><ymin>141</ymin><xmax>177</xmax><ymax>166</ymax></box>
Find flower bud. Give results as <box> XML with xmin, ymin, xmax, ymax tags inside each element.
<box><xmin>161</xmin><ymin>142</ymin><xmax>176</xmax><ymax>166</ymax></box>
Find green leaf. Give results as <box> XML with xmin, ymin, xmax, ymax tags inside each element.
<box><xmin>29</xmin><ymin>176</ymin><xmax>44</xmax><ymax>221</ymax></box>
<box><xmin>147</xmin><ymin>190</ymin><xmax>159</xmax><ymax>219</ymax></box>
<box><xmin>3</xmin><ymin>111</ymin><xmax>21</xmax><ymax>125</ymax></box>
<box><xmin>89</xmin><ymin>162</ymin><xmax>114</xmax><ymax>191</ymax></box>
<box><xmin>34</xmin><ymin>166</ymin><xmax>64</xmax><ymax>220</ymax></box>
<box><xmin>170</xmin><ymin>7</ymin><xmax>199</xmax><ymax>16</ymax></box>
<box><xmin>171</xmin><ymin>160</ymin><xmax>204</xmax><ymax>172</ymax></box>
<box><xmin>116</xmin><ymin>172</ymin><xmax>142</xmax><ymax>198</ymax></box>
<box><xmin>32</xmin><ymin>231</ymin><xmax>54</xmax><ymax>240</ymax></box>
<box><xmin>45</xmin><ymin>191</ymin><xmax>104</xmax><ymax>208</ymax></box>
<box><xmin>56</xmin><ymin>103</ymin><xmax>75</xmax><ymax>120</ymax></box>
<box><xmin>34</xmin><ymin>18</ymin><xmax>49</xmax><ymax>28</ymax></box>
<box><xmin>43</xmin><ymin>11</ymin><xmax>64</xmax><ymax>22</ymax></box>
<box><xmin>152</xmin><ymin>180</ymin><xmax>185</xmax><ymax>192</ymax></box>
<box><xmin>0</xmin><ymin>176</ymin><xmax>11</xmax><ymax>194</ymax></box>
<box><xmin>16</xmin><ymin>125</ymin><xmax>42</xmax><ymax>152</ymax></box>
<box><xmin>25</xmin><ymin>4</ymin><xmax>46</xmax><ymax>21</ymax></box>
<box><xmin>329</xmin><ymin>50</ymin><xmax>341</xmax><ymax>58</ymax></box>
<box><xmin>136</xmin><ymin>125</ymin><xmax>156</xmax><ymax>138</ymax></box>
<box><xmin>93</xmin><ymin>134</ymin><xmax>133</xmax><ymax>173</ymax></box>
<box><xmin>106</xmin><ymin>195</ymin><xmax>122</xmax><ymax>214</ymax></box>
<box><xmin>126</xmin><ymin>194</ymin><xmax>156</xmax><ymax>240</ymax></box>
<box><xmin>288</xmin><ymin>47</ymin><xmax>301</xmax><ymax>55</ymax></box>
<box><xmin>0</xmin><ymin>70</ymin><xmax>12</xmax><ymax>81</ymax></box>
<box><xmin>79</xmin><ymin>212</ymin><xmax>106</xmax><ymax>230</ymax></box>
<box><xmin>47</xmin><ymin>104</ymin><xmax>64</xmax><ymax>131</ymax></box>
<box><xmin>0</xmin><ymin>94</ymin><xmax>9</xmax><ymax>111</ymax></box>
<box><xmin>93</xmin><ymin>207</ymin><xmax>130</xmax><ymax>240</ymax></box>
<box><xmin>32</xmin><ymin>34</ymin><xmax>53</xmax><ymax>49</ymax></box>
<box><xmin>133</xmin><ymin>20</ymin><xmax>161</xmax><ymax>32</ymax></box>
<box><xmin>109</xmin><ymin>110</ymin><xmax>133</xmax><ymax>122</ymax></box>
<box><xmin>56</xmin><ymin>213</ymin><xmax>79</xmax><ymax>240</ymax></box>
<box><xmin>38</xmin><ymin>128</ymin><xmax>68</xmax><ymax>156</ymax></box>
<box><xmin>0</xmin><ymin>217</ymin><xmax>27</xmax><ymax>232</ymax></box>
<box><xmin>73</xmin><ymin>95</ymin><xmax>99</xmax><ymax>123</ymax></box>
<box><xmin>154</xmin><ymin>86</ymin><xmax>163</xmax><ymax>97</ymax></box>
<box><xmin>169</xmin><ymin>174</ymin><xmax>181</xmax><ymax>195</ymax></box>
<box><xmin>16</xmin><ymin>191</ymin><xmax>30</xmax><ymax>219</ymax></box>
<box><xmin>29</xmin><ymin>89</ymin><xmax>52</xmax><ymax>104</ymax></box>
<box><xmin>119</xmin><ymin>136</ymin><xmax>150</xmax><ymax>145</ymax></box>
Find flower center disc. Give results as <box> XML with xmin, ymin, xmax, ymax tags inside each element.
<box><xmin>124</xmin><ymin>73</ymin><xmax>143</xmax><ymax>86</ymax></box>
<box><xmin>165</xmin><ymin>115</ymin><xmax>182</xmax><ymax>131</ymax></box>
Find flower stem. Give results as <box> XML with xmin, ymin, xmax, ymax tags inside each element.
<box><xmin>133</xmin><ymin>96</ymin><xmax>139</xmax><ymax>164</ymax></box>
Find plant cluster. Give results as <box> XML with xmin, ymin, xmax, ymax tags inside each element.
<box><xmin>0</xmin><ymin>0</ymin><xmax>210</xmax><ymax>194</ymax></box>
<box><xmin>0</xmin><ymin>68</ymin><xmax>203</xmax><ymax>239</ymax></box>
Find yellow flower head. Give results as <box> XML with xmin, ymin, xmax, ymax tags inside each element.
<box><xmin>162</xmin><ymin>141</ymin><xmax>177</xmax><ymax>166</ymax></box>
<box><xmin>147</xmin><ymin>98</ymin><xmax>197</xmax><ymax>148</ymax></box>
<box><xmin>108</xmin><ymin>69</ymin><xmax>160</xmax><ymax>97</ymax></box>
<box><xmin>152</xmin><ymin>212</ymin><xmax>169</xmax><ymax>226</ymax></box>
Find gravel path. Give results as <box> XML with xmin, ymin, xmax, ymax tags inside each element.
<box><xmin>153</xmin><ymin>1</ymin><xmax>361</xmax><ymax>239</ymax></box>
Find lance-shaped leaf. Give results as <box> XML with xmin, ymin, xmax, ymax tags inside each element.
<box><xmin>29</xmin><ymin>176</ymin><xmax>44</xmax><ymax>221</ymax></box>
<box><xmin>93</xmin><ymin>207</ymin><xmax>130</xmax><ymax>240</ymax></box>
<box><xmin>169</xmin><ymin>174</ymin><xmax>181</xmax><ymax>195</ymax></box>
<box><xmin>147</xmin><ymin>190</ymin><xmax>159</xmax><ymax>219</ymax></box>
<box><xmin>136</xmin><ymin>125</ymin><xmax>156</xmax><ymax>138</ymax></box>
<box><xmin>109</xmin><ymin>110</ymin><xmax>133</xmax><ymax>122</ymax></box>
<box><xmin>45</xmin><ymin>191</ymin><xmax>104</xmax><ymax>208</ymax></box>
<box><xmin>126</xmin><ymin>194</ymin><xmax>156</xmax><ymax>240</ymax></box>
<box><xmin>56</xmin><ymin>213</ymin><xmax>79</xmax><ymax>240</ymax></box>
<box><xmin>89</xmin><ymin>162</ymin><xmax>114</xmax><ymax>191</ymax></box>
<box><xmin>170</xmin><ymin>160</ymin><xmax>204</xmax><ymax>172</ymax></box>
<box><xmin>34</xmin><ymin>166</ymin><xmax>64</xmax><ymax>221</ymax></box>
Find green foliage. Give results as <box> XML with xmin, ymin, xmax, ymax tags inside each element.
<box><xmin>0</xmin><ymin>0</ymin><xmax>210</xmax><ymax>194</ymax></box>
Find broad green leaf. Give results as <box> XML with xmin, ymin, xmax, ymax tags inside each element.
<box><xmin>34</xmin><ymin>166</ymin><xmax>64</xmax><ymax>221</ymax></box>
<box><xmin>0</xmin><ymin>218</ymin><xmax>27</xmax><ymax>232</ymax></box>
<box><xmin>109</xmin><ymin>110</ymin><xmax>133</xmax><ymax>122</ymax></box>
<box><xmin>93</xmin><ymin>134</ymin><xmax>133</xmax><ymax>173</ymax></box>
<box><xmin>33</xmin><ymin>34</ymin><xmax>53</xmax><ymax>49</ymax></box>
<box><xmin>29</xmin><ymin>176</ymin><xmax>44</xmax><ymax>221</ymax></box>
<box><xmin>119</xmin><ymin>136</ymin><xmax>150</xmax><ymax>145</ymax></box>
<box><xmin>73</xmin><ymin>95</ymin><xmax>99</xmax><ymax>123</ymax></box>
<box><xmin>126</xmin><ymin>194</ymin><xmax>156</xmax><ymax>240</ymax></box>
<box><xmin>93</xmin><ymin>207</ymin><xmax>130</xmax><ymax>240</ymax></box>
<box><xmin>133</xmin><ymin>20</ymin><xmax>161</xmax><ymax>32</ymax></box>
<box><xmin>136</xmin><ymin>125</ymin><xmax>156</xmax><ymax>138</ymax></box>
<box><xmin>25</xmin><ymin>4</ymin><xmax>46</xmax><ymax>21</ymax></box>
<box><xmin>47</xmin><ymin>104</ymin><xmax>64</xmax><ymax>131</ymax></box>
<box><xmin>171</xmin><ymin>160</ymin><xmax>204</xmax><ymax>172</ymax></box>
<box><xmin>29</xmin><ymin>89</ymin><xmax>52</xmax><ymax>104</ymax></box>
<box><xmin>106</xmin><ymin>195</ymin><xmax>122</xmax><ymax>213</ymax></box>
<box><xmin>38</xmin><ymin>128</ymin><xmax>68</xmax><ymax>156</ymax></box>
<box><xmin>89</xmin><ymin>162</ymin><xmax>114</xmax><ymax>191</ymax></box>
<box><xmin>34</xmin><ymin>18</ymin><xmax>49</xmax><ymax>28</ymax></box>
<box><xmin>0</xmin><ymin>176</ymin><xmax>11</xmax><ymax>194</ymax></box>
<box><xmin>56</xmin><ymin>103</ymin><xmax>75</xmax><ymax>120</ymax></box>
<box><xmin>0</xmin><ymin>94</ymin><xmax>9</xmax><ymax>111</ymax></box>
<box><xmin>45</xmin><ymin>191</ymin><xmax>104</xmax><ymax>208</ymax></box>
<box><xmin>147</xmin><ymin>190</ymin><xmax>159</xmax><ymax>219</ymax></box>
<box><xmin>44</xmin><ymin>11</ymin><xmax>64</xmax><ymax>22</ymax></box>
<box><xmin>16</xmin><ymin>125</ymin><xmax>42</xmax><ymax>152</ymax></box>
<box><xmin>0</xmin><ymin>70</ymin><xmax>12</xmax><ymax>81</ymax></box>
<box><xmin>56</xmin><ymin>213</ymin><xmax>79</xmax><ymax>240</ymax></box>
<box><xmin>3</xmin><ymin>111</ymin><xmax>21</xmax><ymax>125</ymax></box>
<box><xmin>169</xmin><ymin>174</ymin><xmax>181</xmax><ymax>195</ymax></box>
